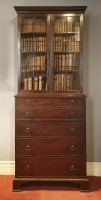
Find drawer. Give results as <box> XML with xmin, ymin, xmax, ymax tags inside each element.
<box><xmin>16</xmin><ymin>121</ymin><xmax>85</xmax><ymax>137</ymax></box>
<box><xmin>16</xmin><ymin>108</ymin><xmax>85</xmax><ymax>120</ymax></box>
<box><xmin>15</xmin><ymin>157</ymin><xmax>86</xmax><ymax>178</ymax></box>
<box><xmin>16</xmin><ymin>138</ymin><xmax>85</xmax><ymax>156</ymax></box>
<box><xmin>16</xmin><ymin>97</ymin><xmax>85</xmax><ymax>107</ymax></box>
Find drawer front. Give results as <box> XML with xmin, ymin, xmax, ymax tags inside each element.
<box><xmin>16</xmin><ymin>97</ymin><xmax>85</xmax><ymax>107</ymax></box>
<box><xmin>16</xmin><ymin>108</ymin><xmax>85</xmax><ymax>120</ymax></box>
<box><xmin>15</xmin><ymin>157</ymin><xmax>86</xmax><ymax>178</ymax></box>
<box><xmin>16</xmin><ymin>121</ymin><xmax>85</xmax><ymax>137</ymax></box>
<box><xmin>16</xmin><ymin>138</ymin><xmax>85</xmax><ymax>156</ymax></box>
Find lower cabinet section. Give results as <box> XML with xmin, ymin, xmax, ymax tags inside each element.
<box><xmin>15</xmin><ymin>157</ymin><xmax>86</xmax><ymax>178</ymax></box>
<box><xmin>13</xmin><ymin>94</ymin><xmax>89</xmax><ymax>192</ymax></box>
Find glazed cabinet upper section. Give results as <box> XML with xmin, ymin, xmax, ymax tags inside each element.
<box><xmin>14</xmin><ymin>6</ymin><xmax>87</xmax><ymax>93</ymax></box>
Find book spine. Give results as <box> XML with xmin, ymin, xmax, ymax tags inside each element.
<box><xmin>28</xmin><ymin>77</ymin><xmax>32</xmax><ymax>90</ymax></box>
<box><xmin>23</xmin><ymin>78</ymin><xmax>28</xmax><ymax>90</ymax></box>
<box><xmin>33</xmin><ymin>77</ymin><xmax>38</xmax><ymax>90</ymax></box>
<box><xmin>39</xmin><ymin>76</ymin><xmax>43</xmax><ymax>90</ymax></box>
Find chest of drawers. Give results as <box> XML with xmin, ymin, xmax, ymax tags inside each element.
<box><xmin>13</xmin><ymin>94</ymin><xmax>89</xmax><ymax>191</ymax></box>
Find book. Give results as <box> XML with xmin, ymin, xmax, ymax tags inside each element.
<box><xmin>39</xmin><ymin>76</ymin><xmax>43</xmax><ymax>90</ymax></box>
<box><xmin>28</xmin><ymin>77</ymin><xmax>32</xmax><ymax>90</ymax></box>
<box><xmin>33</xmin><ymin>77</ymin><xmax>38</xmax><ymax>90</ymax></box>
<box><xmin>23</xmin><ymin>78</ymin><xmax>28</xmax><ymax>90</ymax></box>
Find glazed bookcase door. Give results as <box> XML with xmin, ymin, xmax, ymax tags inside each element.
<box><xmin>19</xmin><ymin>15</ymin><xmax>49</xmax><ymax>92</ymax></box>
<box><xmin>19</xmin><ymin>13</ymin><xmax>82</xmax><ymax>93</ymax></box>
<box><xmin>52</xmin><ymin>15</ymin><xmax>81</xmax><ymax>92</ymax></box>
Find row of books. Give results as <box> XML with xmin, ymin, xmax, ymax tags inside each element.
<box><xmin>21</xmin><ymin>18</ymin><xmax>80</xmax><ymax>34</ymax></box>
<box><xmin>54</xmin><ymin>54</ymin><xmax>79</xmax><ymax>70</ymax></box>
<box><xmin>21</xmin><ymin>55</ymin><xmax>46</xmax><ymax>70</ymax></box>
<box><xmin>23</xmin><ymin>76</ymin><xmax>47</xmax><ymax>91</ymax></box>
<box><xmin>54</xmin><ymin>18</ymin><xmax>80</xmax><ymax>33</ymax></box>
<box><xmin>54</xmin><ymin>73</ymin><xmax>73</xmax><ymax>91</ymax></box>
<box><xmin>21</xmin><ymin>35</ymin><xmax>79</xmax><ymax>53</ymax></box>
<box><xmin>54</xmin><ymin>35</ymin><xmax>80</xmax><ymax>52</ymax></box>
<box><xmin>21</xmin><ymin>36</ymin><xmax>47</xmax><ymax>52</ymax></box>
<box><xmin>22</xmin><ymin>74</ymin><xmax>73</xmax><ymax>91</ymax></box>
<box><xmin>21</xmin><ymin>19</ymin><xmax>46</xmax><ymax>33</ymax></box>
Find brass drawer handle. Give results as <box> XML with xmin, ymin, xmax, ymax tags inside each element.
<box><xmin>26</xmin><ymin>99</ymin><xmax>30</xmax><ymax>105</ymax></box>
<box><xmin>70</xmin><ymin>145</ymin><xmax>76</xmax><ymax>151</ymax></box>
<box><xmin>25</xmin><ymin>111</ymin><xmax>31</xmax><ymax>117</ymax></box>
<box><xmin>70</xmin><ymin>165</ymin><xmax>77</xmax><ymax>171</ymax></box>
<box><xmin>25</xmin><ymin>127</ymin><xmax>31</xmax><ymax>133</ymax></box>
<box><xmin>71</xmin><ymin>111</ymin><xmax>75</xmax><ymax>116</ymax></box>
<box><xmin>25</xmin><ymin>165</ymin><xmax>30</xmax><ymax>171</ymax></box>
<box><xmin>71</xmin><ymin>128</ymin><xmax>76</xmax><ymax>133</ymax></box>
<box><xmin>71</xmin><ymin>99</ymin><xmax>75</xmax><ymax>104</ymax></box>
<box><xmin>26</xmin><ymin>145</ymin><xmax>31</xmax><ymax>151</ymax></box>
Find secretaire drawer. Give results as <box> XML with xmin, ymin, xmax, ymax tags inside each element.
<box><xmin>16</xmin><ymin>138</ymin><xmax>85</xmax><ymax>156</ymax></box>
<box><xmin>16</xmin><ymin>108</ymin><xmax>85</xmax><ymax>120</ymax></box>
<box><xmin>15</xmin><ymin>157</ymin><xmax>86</xmax><ymax>178</ymax></box>
<box><xmin>15</xmin><ymin>97</ymin><xmax>85</xmax><ymax>107</ymax></box>
<box><xmin>16</xmin><ymin>121</ymin><xmax>85</xmax><ymax>137</ymax></box>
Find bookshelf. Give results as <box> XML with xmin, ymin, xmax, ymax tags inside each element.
<box><xmin>18</xmin><ymin>12</ymin><xmax>82</xmax><ymax>93</ymax></box>
<box><xmin>13</xmin><ymin>6</ymin><xmax>89</xmax><ymax>192</ymax></box>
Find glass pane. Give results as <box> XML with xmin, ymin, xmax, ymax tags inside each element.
<box><xmin>20</xmin><ymin>17</ymin><xmax>47</xmax><ymax>91</ymax></box>
<box><xmin>53</xmin><ymin>16</ymin><xmax>80</xmax><ymax>92</ymax></box>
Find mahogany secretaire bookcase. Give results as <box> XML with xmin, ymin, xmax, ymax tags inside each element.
<box><xmin>13</xmin><ymin>6</ymin><xmax>89</xmax><ymax>192</ymax></box>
